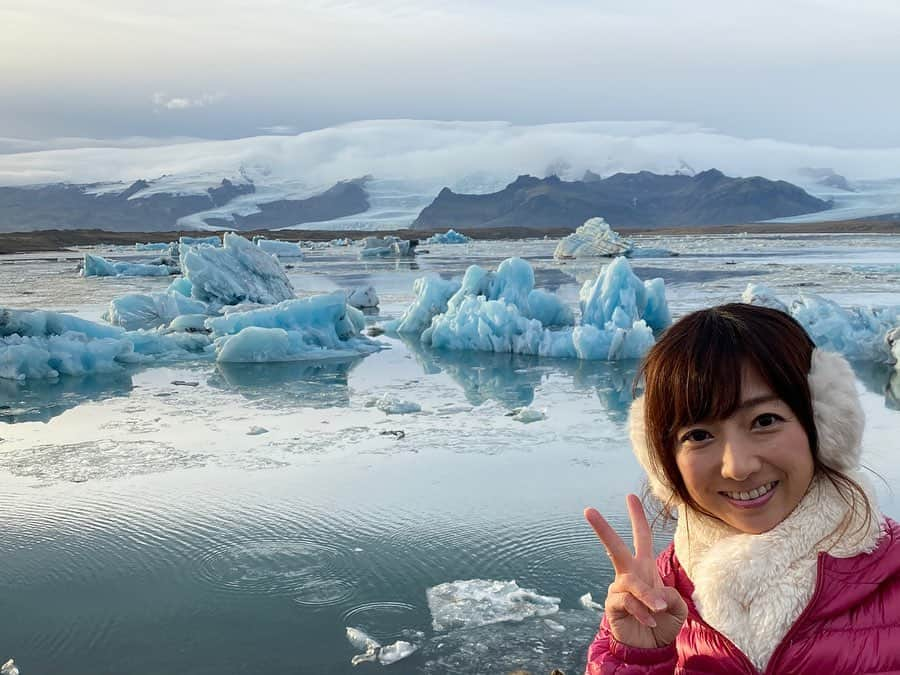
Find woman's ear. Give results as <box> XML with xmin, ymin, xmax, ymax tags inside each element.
<box><xmin>809</xmin><ymin>349</ymin><xmax>865</xmax><ymax>471</ymax></box>
<box><xmin>629</xmin><ymin>395</ymin><xmax>679</xmax><ymax>505</ymax></box>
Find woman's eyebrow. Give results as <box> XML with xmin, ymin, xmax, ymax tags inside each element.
<box><xmin>736</xmin><ymin>394</ymin><xmax>781</xmax><ymax>411</ymax></box>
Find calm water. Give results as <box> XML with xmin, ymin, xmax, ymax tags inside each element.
<box><xmin>1</xmin><ymin>234</ymin><xmax>899</xmax><ymax>674</ymax></box>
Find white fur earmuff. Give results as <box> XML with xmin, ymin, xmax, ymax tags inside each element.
<box><xmin>630</xmin><ymin>348</ymin><xmax>865</xmax><ymax>503</ymax></box>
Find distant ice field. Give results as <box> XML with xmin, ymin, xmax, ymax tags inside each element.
<box><xmin>0</xmin><ymin>233</ymin><xmax>898</xmax><ymax>674</ymax></box>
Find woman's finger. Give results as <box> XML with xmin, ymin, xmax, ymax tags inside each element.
<box><xmin>584</xmin><ymin>507</ymin><xmax>633</xmax><ymax>574</ymax></box>
<box><xmin>611</xmin><ymin>574</ymin><xmax>668</xmax><ymax>613</ymax></box>
<box><xmin>626</xmin><ymin>494</ymin><xmax>654</xmax><ymax>561</ymax></box>
<box><xmin>610</xmin><ymin>591</ymin><xmax>657</xmax><ymax>628</ymax></box>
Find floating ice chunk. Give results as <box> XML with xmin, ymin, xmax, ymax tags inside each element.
<box><xmin>81</xmin><ymin>253</ymin><xmax>173</xmax><ymax>277</ymax></box>
<box><xmin>554</xmin><ymin>217</ymin><xmax>632</xmax><ymax>259</ymax></box>
<box><xmin>180</xmin><ymin>232</ymin><xmax>294</xmax><ymax>306</ymax></box>
<box><xmin>0</xmin><ymin>333</ymin><xmax>135</xmax><ymax>380</ymax></box>
<box><xmin>247</xmin><ymin>426</ymin><xmax>269</xmax><ymax>435</ymax></box>
<box><xmin>377</xmin><ymin>641</ymin><xmax>417</xmax><ymax>665</ymax></box>
<box><xmin>527</xmin><ymin>289</ymin><xmax>575</xmax><ymax>327</ymax></box>
<box><xmin>168</xmin><ymin>277</ymin><xmax>194</xmax><ymax>297</ymax></box>
<box><xmin>365</xmin><ymin>393</ymin><xmax>422</xmax><ymax>414</ymax></box>
<box><xmin>578</xmin><ymin>592</ymin><xmax>604</xmax><ymax>611</ymax></box>
<box><xmin>208</xmin><ymin>293</ymin><xmax>379</xmax><ymax>363</ymax></box>
<box><xmin>126</xmin><ymin>329</ymin><xmax>212</xmax><ymax>357</ymax></box>
<box><xmin>741</xmin><ymin>283</ymin><xmax>789</xmax><ymax>312</ymax></box>
<box><xmin>384</xmin><ymin>275</ymin><xmax>462</xmax><ymax>334</ymax></box>
<box><xmin>346</xmin><ymin>627</ymin><xmax>381</xmax><ymax>652</ymax></box>
<box><xmin>347</xmin><ymin>285</ymin><xmax>379</xmax><ymax>309</ymax></box>
<box><xmin>1</xmin><ymin>659</ymin><xmax>19</xmax><ymax>675</ymax></box>
<box><xmin>426</xmin><ymin>579</ymin><xmax>560</xmax><ymax>632</ymax></box>
<box><xmin>359</xmin><ymin>236</ymin><xmax>416</xmax><ymax>258</ymax></box>
<box><xmin>642</xmin><ymin>277</ymin><xmax>672</xmax><ymax>331</ymax></box>
<box><xmin>1</xmin><ymin>307</ymin><xmax>123</xmax><ymax>340</ymax></box>
<box><xmin>179</xmin><ymin>235</ymin><xmax>221</xmax><ymax>247</ymax></box>
<box><xmin>426</xmin><ymin>229</ymin><xmax>471</xmax><ymax>245</ymax></box>
<box><xmin>509</xmin><ymin>407</ymin><xmax>547</xmax><ymax>423</ymax></box>
<box><xmin>255</xmin><ymin>238</ymin><xmax>304</xmax><ymax>258</ymax></box>
<box><xmin>103</xmin><ymin>292</ymin><xmax>208</xmax><ymax>331</ymax></box>
<box><xmin>543</xmin><ymin>618</ymin><xmax>566</xmax><ymax>633</ymax></box>
<box><xmin>163</xmin><ymin>314</ymin><xmax>210</xmax><ymax>334</ymax></box>
<box><xmin>135</xmin><ymin>241</ymin><xmax>175</xmax><ymax>252</ymax></box>
<box><xmin>742</xmin><ymin>284</ymin><xmax>900</xmax><ymax>362</ymax></box>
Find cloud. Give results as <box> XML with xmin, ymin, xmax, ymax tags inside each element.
<box><xmin>152</xmin><ymin>92</ymin><xmax>224</xmax><ymax>111</ymax></box>
<box><xmin>258</xmin><ymin>125</ymin><xmax>298</xmax><ymax>135</ymax></box>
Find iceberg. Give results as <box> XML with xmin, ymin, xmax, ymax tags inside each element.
<box><xmin>207</xmin><ymin>292</ymin><xmax>380</xmax><ymax>363</ymax></box>
<box><xmin>383</xmin><ymin>275</ymin><xmax>462</xmax><ymax>334</ymax></box>
<box><xmin>554</xmin><ymin>217</ymin><xmax>633</xmax><ymax>259</ymax></box>
<box><xmin>81</xmin><ymin>253</ymin><xmax>174</xmax><ymax>277</ymax></box>
<box><xmin>179</xmin><ymin>235</ymin><xmax>221</xmax><ymax>247</ymax></box>
<box><xmin>135</xmin><ymin>241</ymin><xmax>176</xmax><ymax>253</ymax></box>
<box><xmin>425</xmin><ymin>229</ymin><xmax>471</xmax><ymax>245</ymax></box>
<box><xmin>345</xmin><ymin>627</ymin><xmax>418</xmax><ymax>667</ymax></box>
<box><xmin>359</xmin><ymin>236</ymin><xmax>416</xmax><ymax>258</ymax></box>
<box><xmin>254</xmin><ymin>238</ymin><xmax>304</xmax><ymax>258</ymax></box>
<box><xmin>180</xmin><ymin>232</ymin><xmax>294</xmax><ymax>306</ymax></box>
<box><xmin>408</xmin><ymin>256</ymin><xmax>668</xmax><ymax>361</ymax></box>
<box><xmin>426</xmin><ymin>579</ymin><xmax>560</xmax><ymax>632</ymax></box>
<box><xmin>168</xmin><ymin>277</ymin><xmax>194</xmax><ymax>297</ymax></box>
<box><xmin>103</xmin><ymin>292</ymin><xmax>208</xmax><ymax>331</ymax></box>
<box><xmin>365</xmin><ymin>393</ymin><xmax>421</xmax><ymax>414</ymax></box>
<box><xmin>742</xmin><ymin>284</ymin><xmax>900</xmax><ymax>362</ymax></box>
<box><xmin>346</xmin><ymin>285</ymin><xmax>379</xmax><ymax>309</ymax></box>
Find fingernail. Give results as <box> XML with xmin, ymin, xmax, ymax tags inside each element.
<box><xmin>654</xmin><ymin>598</ymin><xmax>667</xmax><ymax>611</ymax></box>
<box><xmin>646</xmin><ymin>616</ymin><xmax>657</xmax><ymax>628</ymax></box>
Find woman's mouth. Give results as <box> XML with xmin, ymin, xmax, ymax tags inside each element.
<box><xmin>720</xmin><ymin>480</ymin><xmax>779</xmax><ymax>508</ymax></box>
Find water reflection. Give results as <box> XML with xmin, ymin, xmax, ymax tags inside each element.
<box><xmin>208</xmin><ymin>359</ymin><xmax>361</xmax><ymax>409</ymax></box>
<box><xmin>0</xmin><ymin>371</ymin><xmax>134</xmax><ymax>423</ymax></box>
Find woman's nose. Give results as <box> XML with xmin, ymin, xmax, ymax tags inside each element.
<box><xmin>720</xmin><ymin>436</ymin><xmax>762</xmax><ymax>481</ymax></box>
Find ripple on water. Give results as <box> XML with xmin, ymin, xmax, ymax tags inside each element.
<box><xmin>341</xmin><ymin>601</ymin><xmax>420</xmax><ymax>643</ymax></box>
<box><xmin>194</xmin><ymin>537</ymin><xmax>359</xmax><ymax>605</ymax></box>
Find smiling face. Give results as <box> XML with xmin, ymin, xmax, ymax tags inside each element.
<box><xmin>673</xmin><ymin>366</ymin><xmax>815</xmax><ymax>534</ymax></box>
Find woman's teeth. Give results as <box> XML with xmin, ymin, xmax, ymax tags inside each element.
<box><xmin>724</xmin><ymin>481</ymin><xmax>777</xmax><ymax>501</ymax></box>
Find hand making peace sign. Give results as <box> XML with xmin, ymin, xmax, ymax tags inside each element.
<box><xmin>584</xmin><ymin>494</ymin><xmax>688</xmax><ymax>649</ymax></box>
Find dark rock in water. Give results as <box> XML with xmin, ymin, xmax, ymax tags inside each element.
<box><xmin>0</xmin><ymin>177</ymin><xmax>369</xmax><ymax>233</ymax></box>
<box><xmin>412</xmin><ymin>169</ymin><xmax>830</xmax><ymax>230</ymax></box>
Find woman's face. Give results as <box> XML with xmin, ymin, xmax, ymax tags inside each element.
<box><xmin>674</xmin><ymin>366</ymin><xmax>815</xmax><ymax>534</ymax></box>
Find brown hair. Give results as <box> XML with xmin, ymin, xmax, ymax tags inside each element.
<box><xmin>637</xmin><ymin>303</ymin><xmax>870</xmax><ymax>535</ymax></box>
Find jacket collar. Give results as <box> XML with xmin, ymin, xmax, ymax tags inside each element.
<box><xmin>672</xmin><ymin>472</ymin><xmax>883</xmax><ymax>671</ymax></box>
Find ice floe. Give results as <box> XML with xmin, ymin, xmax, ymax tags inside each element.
<box><xmin>179</xmin><ymin>235</ymin><xmax>221</xmax><ymax>247</ymax></box>
<box><xmin>180</xmin><ymin>232</ymin><xmax>294</xmax><ymax>306</ymax></box>
<box><xmin>359</xmin><ymin>236</ymin><xmax>416</xmax><ymax>258</ymax></box>
<box><xmin>508</xmin><ymin>406</ymin><xmax>547</xmax><ymax>423</ymax></box>
<box><xmin>426</xmin><ymin>579</ymin><xmax>560</xmax><ymax>632</ymax></box>
<box><xmin>742</xmin><ymin>283</ymin><xmax>900</xmax><ymax>362</ymax></box>
<box><xmin>1</xmin><ymin>659</ymin><xmax>19</xmax><ymax>675</ymax></box>
<box><xmin>425</xmin><ymin>229</ymin><xmax>471</xmax><ymax>245</ymax></box>
<box><xmin>398</xmin><ymin>256</ymin><xmax>669</xmax><ymax>361</ymax></box>
<box><xmin>103</xmin><ymin>292</ymin><xmax>209</xmax><ymax>331</ymax></box>
<box><xmin>207</xmin><ymin>292</ymin><xmax>380</xmax><ymax>363</ymax></box>
<box><xmin>254</xmin><ymin>238</ymin><xmax>304</xmax><ymax>258</ymax></box>
<box><xmin>554</xmin><ymin>217</ymin><xmax>633</xmax><ymax>259</ymax></box>
<box><xmin>81</xmin><ymin>253</ymin><xmax>174</xmax><ymax>277</ymax></box>
<box><xmin>345</xmin><ymin>627</ymin><xmax>418</xmax><ymax>667</ymax></box>
<box><xmin>365</xmin><ymin>393</ymin><xmax>422</xmax><ymax>414</ymax></box>
<box><xmin>346</xmin><ymin>285</ymin><xmax>379</xmax><ymax>309</ymax></box>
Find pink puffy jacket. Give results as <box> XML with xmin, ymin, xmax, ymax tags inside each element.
<box><xmin>586</xmin><ymin>518</ymin><xmax>900</xmax><ymax>674</ymax></box>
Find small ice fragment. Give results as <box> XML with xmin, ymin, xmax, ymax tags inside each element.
<box><xmin>579</xmin><ymin>592</ymin><xmax>604</xmax><ymax>611</ymax></box>
<box><xmin>247</xmin><ymin>426</ymin><xmax>269</xmax><ymax>435</ymax></box>
<box><xmin>346</xmin><ymin>627</ymin><xmax>381</xmax><ymax>651</ymax></box>
<box><xmin>365</xmin><ymin>394</ymin><xmax>421</xmax><ymax>415</ymax></box>
<box><xmin>510</xmin><ymin>407</ymin><xmax>547</xmax><ymax>423</ymax></box>
<box><xmin>544</xmin><ymin>618</ymin><xmax>566</xmax><ymax>633</ymax></box>
<box><xmin>378</xmin><ymin>640</ymin><xmax>417</xmax><ymax>665</ymax></box>
<box><xmin>171</xmin><ymin>380</ymin><xmax>199</xmax><ymax>387</ymax></box>
<box><xmin>1</xmin><ymin>660</ymin><xmax>19</xmax><ymax>675</ymax></box>
<box><xmin>346</xmin><ymin>285</ymin><xmax>379</xmax><ymax>309</ymax></box>
<box><xmin>427</xmin><ymin>579</ymin><xmax>560</xmax><ymax>632</ymax></box>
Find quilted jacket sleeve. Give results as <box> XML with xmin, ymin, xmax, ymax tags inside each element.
<box><xmin>584</xmin><ymin>615</ymin><xmax>677</xmax><ymax>674</ymax></box>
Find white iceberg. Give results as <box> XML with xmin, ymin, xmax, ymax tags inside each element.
<box><xmin>103</xmin><ymin>292</ymin><xmax>209</xmax><ymax>331</ymax></box>
<box><xmin>207</xmin><ymin>292</ymin><xmax>380</xmax><ymax>363</ymax></box>
<box><xmin>426</xmin><ymin>579</ymin><xmax>560</xmax><ymax>632</ymax></box>
<box><xmin>510</xmin><ymin>406</ymin><xmax>547</xmax><ymax>423</ymax></box>
<box><xmin>578</xmin><ymin>592</ymin><xmax>604</xmax><ymax>612</ymax></box>
<box><xmin>359</xmin><ymin>236</ymin><xmax>415</xmax><ymax>258</ymax></box>
<box><xmin>742</xmin><ymin>284</ymin><xmax>900</xmax><ymax>362</ymax></box>
<box><xmin>425</xmin><ymin>229</ymin><xmax>471</xmax><ymax>245</ymax></box>
<box><xmin>81</xmin><ymin>253</ymin><xmax>173</xmax><ymax>277</ymax></box>
<box><xmin>554</xmin><ymin>217</ymin><xmax>633</xmax><ymax>259</ymax></box>
<box><xmin>179</xmin><ymin>235</ymin><xmax>221</xmax><ymax>247</ymax></box>
<box><xmin>180</xmin><ymin>232</ymin><xmax>294</xmax><ymax>306</ymax></box>
<box><xmin>413</xmin><ymin>256</ymin><xmax>668</xmax><ymax>361</ymax></box>
<box><xmin>365</xmin><ymin>393</ymin><xmax>421</xmax><ymax>414</ymax></box>
<box><xmin>1</xmin><ymin>659</ymin><xmax>19</xmax><ymax>675</ymax></box>
<box><xmin>135</xmin><ymin>241</ymin><xmax>176</xmax><ymax>253</ymax></box>
<box><xmin>383</xmin><ymin>275</ymin><xmax>462</xmax><ymax>334</ymax></box>
<box><xmin>346</xmin><ymin>285</ymin><xmax>379</xmax><ymax>309</ymax></box>
<box><xmin>254</xmin><ymin>238</ymin><xmax>304</xmax><ymax>258</ymax></box>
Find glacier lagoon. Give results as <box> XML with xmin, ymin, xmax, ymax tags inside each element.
<box><xmin>1</xmin><ymin>233</ymin><xmax>899</xmax><ymax>674</ymax></box>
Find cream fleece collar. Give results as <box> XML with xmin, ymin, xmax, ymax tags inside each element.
<box><xmin>674</xmin><ymin>472</ymin><xmax>883</xmax><ymax>671</ymax></box>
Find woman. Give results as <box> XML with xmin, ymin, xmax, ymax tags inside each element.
<box><xmin>584</xmin><ymin>303</ymin><xmax>900</xmax><ymax>674</ymax></box>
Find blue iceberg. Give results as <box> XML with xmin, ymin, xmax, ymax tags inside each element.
<box><xmin>254</xmin><ymin>238</ymin><xmax>304</xmax><ymax>258</ymax></box>
<box><xmin>81</xmin><ymin>253</ymin><xmax>174</xmax><ymax>277</ymax></box>
<box><xmin>104</xmin><ymin>292</ymin><xmax>209</xmax><ymax>331</ymax></box>
<box><xmin>425</xmin><ymin>229</ymin><xmax>471</xmax><ymax>245</ymax></box>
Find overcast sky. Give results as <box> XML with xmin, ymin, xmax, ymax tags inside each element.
<box><xmin>2</xmin><ymin>0</ymin><xmax>899</xmax><ymax>148</ymax></box>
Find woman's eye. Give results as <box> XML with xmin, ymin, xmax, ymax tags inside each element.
<box><xmin>754</xmin><ymin>413</ymin><xmax>783</xmax><ymax>428</ymax></box>
<box><xmin>680</xmin><ymin>429</ymin><xmax>711</xmax><ymax>443</ymax></box>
